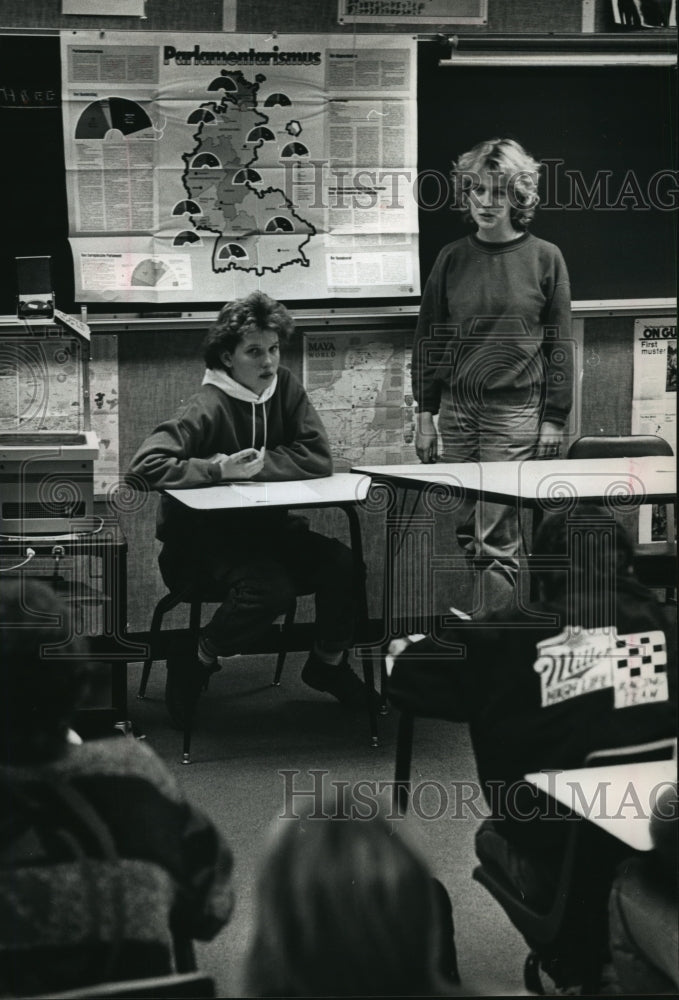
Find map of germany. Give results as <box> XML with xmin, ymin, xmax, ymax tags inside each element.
<box><xmin>181</xmin><ymin>70</ymin><xmax>316</xmax><ymax>277</ymax></box>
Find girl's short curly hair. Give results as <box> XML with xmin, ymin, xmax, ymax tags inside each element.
<box><xmin>452</xmin><ymin>137</ymin><xmax>541</xmax><ymax>230</ymax></box>
<box><xmin>203</xmin><ymin>291</ymin><xmax>294</xmax><ymax>371</ymax></box>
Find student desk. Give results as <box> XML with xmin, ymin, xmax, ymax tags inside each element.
<box><xmin>351</xmin><ymin>456</ymin><xmax>676</xmax><ymax>510</ymax></box>
<box><xmin>525</xmin><ymin>760</ymin><xmax>677</xmax><ymax>852</ymax></box>
<box><xmin>164</xmin><ymin>472</ymin><xmax>381</xmax><ymax>745</ymax></box>
<box><xmin>350</xmin><ymin>455</ymin><xmax>677</xmax><ymax>666</ymax></box>
<box><xmin>0</xmin><ymin>502</ymin><xmax>146</xmax><ymax>736</ymax></box>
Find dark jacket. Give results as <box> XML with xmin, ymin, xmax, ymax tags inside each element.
<box><xmin>389</xmin><ymin>575</ymin><xmax>676</xmax><ymax>852</ymax></box>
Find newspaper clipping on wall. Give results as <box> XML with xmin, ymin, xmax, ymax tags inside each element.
<box><xmin>632</xmin><ymin>316</ymin><xmax>676</xmax><ymax>541</ymax></box>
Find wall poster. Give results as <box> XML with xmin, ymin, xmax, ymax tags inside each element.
<box><xmin>60</xmin><ymin>31</ymin><xmax>419</xmax><ymax>303</ymax></box>
<box><xmin>631</xmin><ymin>315</ymin><xmax>676</xmax><ymax>542</ymax></box>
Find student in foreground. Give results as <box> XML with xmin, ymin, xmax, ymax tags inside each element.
<box><xmin>388</xmin><ymin>506</ymin><xmax>676</xmax><ymax>992</ymax></box>
<box><xmin>0</xmin><ymin>579</ymin><xmax>234</xmax><ymax>997</ymax></box>
<box><xmin>244</xmin><ymin>804</ymin><xmax>461</xmax><ymax>998</ymax></box>
<box><xmin>129</xmin><ymin>291</ymin><xmax>368</xmax><ymax>725</ymax></box>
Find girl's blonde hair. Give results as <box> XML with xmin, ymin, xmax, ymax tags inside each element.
<box><xmin>452</xmin><ymin>137</ymin><xmax>541</xmax><ymax>229</ymax></box>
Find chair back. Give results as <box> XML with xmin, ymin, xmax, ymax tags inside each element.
<box><xmin>567</xmin><ymin>434</ymin><xmax>673</xmax><ymax>459</ymax></box>
<box><xmin>27</xmin><ymin>971</ymin><xmax>216</xmax><ymax>999</ymax></box>
<box><xmin>567</xmin><ymin>434</ymin><xmax>676</xmax><ymax>598</ymax></box>
<box><xmin>584</xmin><ymin>737</ymin><xmax>677</xmax><ymax>769</ymax></box>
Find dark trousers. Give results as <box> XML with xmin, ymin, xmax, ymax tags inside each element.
<box><xmin>159</xmin><ymin>526</ymin><xmax>359</xmax><ymax>658</ymax></box>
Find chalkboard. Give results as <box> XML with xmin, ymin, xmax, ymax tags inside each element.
<box><xmin>0</xmin><ymin>34</ymin><xmax>72</xmax><ymax>315</ymax></box>
<box><xmin>416</xmin><ymin>42</ymin><xmax>677</xmax><ymax>300</ymax></box>
<box><xmin>0</xmin><ymin>34</ymin><xmax>676</xmax><ymax>315</ymax></box>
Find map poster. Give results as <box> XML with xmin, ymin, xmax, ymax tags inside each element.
<box><xmin>303</xmin><ymin>331</ymin><xmax>417</xmax><ymax>469</ymax></box>
<box><xmin>631</xmin><ymin>316</ymin><xmax>676</xmax><ymax>542</ymax></box>
<box><xmin>60</xmin><ymin>31</ymin><xmax>419</xmax><ymax>303</ymax></box>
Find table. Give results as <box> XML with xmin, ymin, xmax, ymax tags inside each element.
<box><xmin>165</xmin><ymin>473</ymin><xmax>381</xmax><ymax>746</ymax></box>
<box><xmin>165</xmin><ymin>471</ymin><xmax>371</xmax><ymax>510</ymax></box>
<box><xmin>525</xmin><ymin>759</ymin><xmax>677</xmax><ymax>851</ymax></box>
<box><xmin>0</xmin><ymin>502</ymin><xmax>146</xmax><ymax>736</ymax></box>
<box><xmin>353</xmin><ymin>454</ymin><xmax>676</xmax><ymax>609</ymax></box>
<box><xmin>351</xmin><ymin>456</ymin><xmax>676</xmax><ymax>509</ymax></box>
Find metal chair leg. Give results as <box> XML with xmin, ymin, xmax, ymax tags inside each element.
<box><xmin>272</xmin><ymin>597</ymin><xmax>297</xmax><ymax>686</ymax></box>
<box><xmin>360</xmin><ymin>649</ymin><xmax>379</xmax><ymax>748</ymax></box>
<box><xmin>138</xmin><ymin>591</ymin><xmax>186</xmax><ymax>698</ymax></box>
<box><xmin>393</xmin><ymin>711</ymin><xmax>414</xmax><ymax>814</ymax></box>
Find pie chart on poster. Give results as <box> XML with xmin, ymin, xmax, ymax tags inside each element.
<box><xmin>75</xmin><ymin>98</ymin><xmax>152</xmax><ymax>139</ymax></box>
<box><xmin>132</xmin><ymin>258</ymin><xmax>170</xmax><ymax>287</ymax></box>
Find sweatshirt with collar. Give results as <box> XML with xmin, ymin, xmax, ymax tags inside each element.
<box><xmin>411</xmin><ymin>232</ymin><xmax>573</xmax><ymax>424</ymax></box>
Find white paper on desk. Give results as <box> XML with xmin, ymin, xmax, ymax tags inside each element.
<box><xmin>227</xmin><ymin>481</ymin><xmax>324</xmax><ymax>505</ymax></box>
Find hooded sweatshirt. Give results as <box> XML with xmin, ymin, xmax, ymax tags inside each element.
<box><xmin>128</xmin><ymin>365</ymin><xmax>332</xmax><ymax>546</ymax></box>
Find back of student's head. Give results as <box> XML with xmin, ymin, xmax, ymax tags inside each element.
<box><xmin>245</xmin><ymin>808</ymin><xmax>450</xmax><ymax>997</ymax></box>
<box><xmin>0</xmin><ymin>579</ymin><xmax>92</xmax><ymax>764</ymax></box>
<box><xmin>532</xmin><ymin>505</ymin><xmax>635</xmax><ymax>615</ymax></box>
<box><xmin>204</xmin><ymin>291</ymin><xmax>294</xmax><ymax>370</ymax></box>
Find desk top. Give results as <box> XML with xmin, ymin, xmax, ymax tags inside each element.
<box><xmin>351</xmin><ymin>456</ymin><xmax>676</xmax><ymax>507</ymax></box>
<box><xmin>525</xmin><ymin>759</ymin><xmax>677</xmax><ymax>851</ymax></box>
<box><xmin>165</xmin><ymin>472</ymin><xmax>371</xmax><ymax>510</ymax></box>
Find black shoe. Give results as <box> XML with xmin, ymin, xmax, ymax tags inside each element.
<box><xmin>165</xmin><ymin>656</ymin><xmax>215</xmax><ymax>730</ymax></box>
<box><xmin>301</xmin><ymin>652</ymin><xmax>370</xmax><ymax>710</ymax></box>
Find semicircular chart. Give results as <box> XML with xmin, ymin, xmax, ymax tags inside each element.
<box><xmin>217</xmin><ymin>242</ymin><xmax>249</xmax><ymax>260</ymax></box>
<box><xmin>246</xmin><ymin>126</ymin><xmax>275</xmax><ymax>143</ymax></box>
<box><xmin>265</xmin><ymin>216</ymin><xmax>294</xmax><ymax>233</ymax></box>
<box><xmin>233</xmin><ymin>168</ymin><xmax>263</xmax><ymax>184</ymax></box>
<box><xmin>264</xmin><ymin>92</ymin><xmax>292</xmax><ymax>107</ymax></box>
<box><xmin>187</xmin><ymin>109</ymin><xmax>216</xmax><ymax>125</ymax></box>
<box><xmin>172</xmin><ymin>200</ymin><xmax>202</xmax><ymax>216</ymax></box>
<box><xmin>190</xmin><ymin>152</ymin><xmax>221</xmax><ymax>168</ymax></box>
<box><xmin>280</xmin><ymin>141</ymin><xmax>310</xmax><ymax>158</ymax></box>
<box><xmin>207</xmin><ymin>73</ymin><xmax>237</xmax><ymax>92</ymax></box>
<box><xmin>75</xmin><ymin>98</ymin><xmax>152</xmax><ymax>139</ymax></box>
<box><xmin>173</xmin><ymin>231</ymin><xmax>202</xmax><ymax>247</ymax></box>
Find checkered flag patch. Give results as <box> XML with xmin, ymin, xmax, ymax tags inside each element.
<box><xmin>614</xmin><ymin>630</ymin><xmax>668</xmax><ymax>708</ymax></box>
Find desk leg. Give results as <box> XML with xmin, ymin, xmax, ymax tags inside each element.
<box><xmin>393</xmin><ymin>711</ymin><xmax>414</xmax><ymax>816</ymax></box>
<box><xmin>340</xmin><ymin>503</ymin><xmax>379</xmax><ymax>748</ymax></box>
<box><xmin>379</xmin><ymin>487</ymin><xmax>423</xmax><ymax>711</ymax></box>
<box><xmin>528</xmin><ymin>501</ymin><xmax>545</xmax><ymax>602</ymax></box>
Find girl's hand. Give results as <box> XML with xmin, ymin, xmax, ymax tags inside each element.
<box><xmin>535</xmin><ymin>422</ymin><xmax>564</xmax><ymax>459</ymax></box>
<box><xmin>416</xmin><ymin>412</ymin><xmax>438</xmax><ymax>464</ymax></box>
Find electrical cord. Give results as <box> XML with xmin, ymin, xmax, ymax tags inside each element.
<box><xmin>0</xmin><ymin>515</ymin><xmax>105</xmax><ymax>544</ymax></box>
<box><xmin>0</xmin><ymin>548</ymin><xmax>36</xmax><ymax>572</ymax></box>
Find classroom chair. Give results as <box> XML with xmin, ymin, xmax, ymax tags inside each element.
<box><xmin>566</xmin><ymin>434</ymin><xmax>676</xmax><ymax>600</ymax></box>
<box><xmin>137</xmin><ymin>582</ymin><xmax>297</xmax><ymax>764</ymax></box>
<box><xmin>471</xmin><ymin>737</ymin><xmax>677</xmax><ymax>995</ymax></box>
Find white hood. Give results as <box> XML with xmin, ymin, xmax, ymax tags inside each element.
<box><xmin>202</xmin><ymin>367</ymin><xmax>277</xmax><ymax>451</ymax></box>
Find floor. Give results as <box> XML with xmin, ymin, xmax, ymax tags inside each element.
<box><xmin>125</xmin><ymin>650</ymin><xmax>529</xmax><ymax>997</ymax></box>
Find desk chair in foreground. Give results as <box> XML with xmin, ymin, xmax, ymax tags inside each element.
<box><xmin>137</xmin><ymin>584</ymin><xmax>298</xmax><ymax>764</ymax></box>
<box><xmin>472</xmin><ymin>738</ymin><xmax>677</xmax><ymax>995</ymax></box>
<box><xmin>567</xmin><ymin>435</ymin><xmax>676</xmax><ymax>600</ymax></box>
